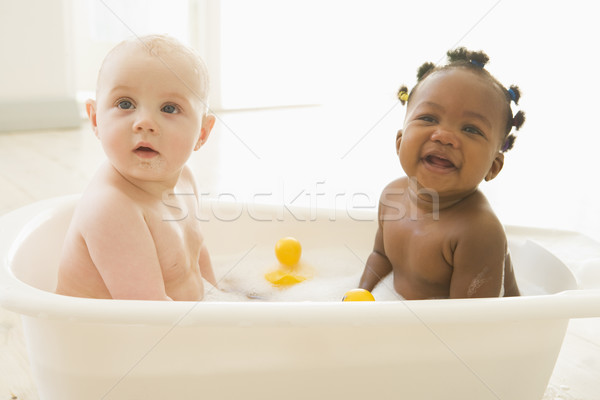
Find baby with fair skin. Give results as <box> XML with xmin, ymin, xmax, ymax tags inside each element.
<box><xmin>359</xmin><ymin>49</ymin><xmax>522</xmax><ymax>300</ymax></box>
<box><xmin>56</xmin><ymin>35</ymin><xmax>217</xmax><ymax>301</ymax></box>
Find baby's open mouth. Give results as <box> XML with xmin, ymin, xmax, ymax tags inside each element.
<box><xmin>134</xmin><ymin>146</ymin><xmax>159</xmax><ymax>157</ymax></box>
<box><xmin>424</xmin><ymin>154</ymin><xmax>456</xmax><ymax>170</ymax></box>
<box><xmin>136</xmin><ymin>146</ymin><xmax>156</xmax><ymax>153</ymax></box>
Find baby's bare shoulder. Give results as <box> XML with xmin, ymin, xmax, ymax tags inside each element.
<box><xmin>452</xmin><ymin>193</ymin><xmax>505</xmax><ymax>243</ymax></box>
<box><xmin>381</xmin><ymin>176</ymin><xmax>409</xmax><ymax>193</ymax></box>
<box><xmin>179</xmin><ymin>164</ymin><xmax>198</xmax><ymax>193</ymax></box>
<box><xmin>379</xmin><ymin>177</ymin><xmax>409</xmax><ymax>205</ymax></box>
<box><xmin>180</xmin><ymin>164</ymin><xmax>195</xmax><ymax>182</ymax></box>
<box><xmin>81</xmin><ymin>198</ymin><xmax>140</xmax><ymax>245</ymax></box>
<box><xmin>377</xmin><ymin>177</ymin><xmax>409</xmax><ymax>220</ymax></box>
<box><xmin>76</xmin><ymin>171</ymin><xmax>145</xmax><ymax>233</ymax></box>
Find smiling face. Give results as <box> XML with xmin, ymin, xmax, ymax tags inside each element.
<box><xmin>88</xmin><ymin>40</ymin><xmax>214</xmax><ymax>187</ymax></box>
<box><xmin>397</xmin><ymin>68</ymin><xmax>507</xmax><ymax>200</ymax></box>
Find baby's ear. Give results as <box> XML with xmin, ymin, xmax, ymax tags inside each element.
<box><xmin>485</xmin><ymin>152</ymin><xmax>504</xmax><ymax>181</ymax></box>
<box><xmin>195</xmin><ymin>114</ymin><xmax>216</xmax><ymax>150</ymax></box>
<box><xmin>395</xmin><ymin>130</ymin><xmax>403</xmax><ymax>154</ymax></box>
<box><xmin>86</xmin><ymin>99</ymin><xmax>98</xmax><ymax>137</ymax></box>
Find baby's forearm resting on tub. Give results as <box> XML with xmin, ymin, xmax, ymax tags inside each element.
<box><xmin>359</xmin><ymin>251</ymin><xmax>393</xmax><ymax>291</ymax></box>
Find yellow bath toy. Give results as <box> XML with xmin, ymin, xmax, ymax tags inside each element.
<box><xmin>342</xmin><ymin>289</ymin><xmax>375</xmax><ymax>301</ymax></box>
<box><xmin>264</xmin><ymin>268</ymin><xmax>307</xmax><ymax>286</ymax></box>
<box><xmin>275</xmin><ymin>237</ymin><xmax>302</xmax><ymax>266</ymax></box>
<box><xmin>265</xmin><ymin>237</ymin><xmax>312</xmax><ymax>286</ymax></box>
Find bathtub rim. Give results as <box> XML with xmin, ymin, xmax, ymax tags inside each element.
<box><xmin>1</xmin><ymin>195</ymin><xmax>600</xmax><ymax>326</ymax></box>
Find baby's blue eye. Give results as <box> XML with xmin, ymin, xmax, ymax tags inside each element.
<box><xmin>117</xmin><ymin>100</ymin><xmax>134</xmax><ymax>110</ymax></box>
<box><xmin>162</xmin><ymin>104</ymin><xmax>179</xmax><ymax>114</ymax></box>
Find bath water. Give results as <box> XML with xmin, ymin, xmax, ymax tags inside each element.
<box><xmin>205</xmin><ymin>243</ymin><xmax>543</xmax><ymax>302</ymax></box>
<box><xmin>205</xmin><ymin>245</ymin><xmax>404</xmax><ymax>302</ymax></box>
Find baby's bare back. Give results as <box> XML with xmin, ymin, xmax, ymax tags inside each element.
<box><xmin>56</xmin><ymin>164</ymin><xmax>210</xmax><ymax>300</ymax></box>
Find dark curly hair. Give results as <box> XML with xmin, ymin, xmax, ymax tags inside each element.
<box><xmin>396</xmin><ymin>47</ymin><xmax>525</xmax><ymax>152</ymax></box>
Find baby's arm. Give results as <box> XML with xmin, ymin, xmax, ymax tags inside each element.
<box><xmin>449</xmin><ymin>219</ymin><xmax>506</xmax><ymax>298</ymax></box>
<box><xmin>359</xmin><ymin>223</ymin><xmax>393</xmax><ymax>292</ymax></box>
<box><xmin>82</xmin><ymin>192</ymin><xmax>171</xmax><ymax>300</ymax></box>
<box><xmin>198</xmin><ymin>242</ymin><xmax>218</xmax><ymax>287</ymax></box>
<box><xmin>503</xmin><ymin>252</ymin><xmax>520</xmax><ymax>296</ymax></box>
<box><xmin>185</xmin><ymin>165</ymin><xmax>218</xmax><ymax>288</ymax></box>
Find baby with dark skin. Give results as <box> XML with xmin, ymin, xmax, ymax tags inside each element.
<box><xmin>359</xmin><ymin>48</ymin><xmax>523</xmax><ymax>300</ymax></box>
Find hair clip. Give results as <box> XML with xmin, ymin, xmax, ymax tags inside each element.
<box><xmin>470</xmin><ymin>59</ymin><xmax>485</xmax><ymax>68</ymax></box>
<box><xmin>397</xmin><ymin>89</ymin><xmax>409</xmax><ymax>103</ymax></box>
<box><xmin>507</xmin><ymin>88</ymin><xmax>517</xmax><ymax>102</ymax></box>
<box><xmin>501</xmin><ymin>135</ymin><xmax>515</xmax><ymax>153</ymax></box>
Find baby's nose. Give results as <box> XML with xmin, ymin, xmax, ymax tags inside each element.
<box><xmin>430</xmin><ymin>127</ymin><xmax>459</xmax><ymax>147</ymax></box>
<box><xmin>133</xmin><ymin>111</ymin><xmax>158</xmax><ymax>134</ymax></box>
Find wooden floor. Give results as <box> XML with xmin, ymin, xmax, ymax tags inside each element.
<box><xmin>1</xmin><ymin>104</ymin><xmax>599</xmax><ymax>399</ymax></box>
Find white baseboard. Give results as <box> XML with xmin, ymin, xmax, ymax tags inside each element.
<box><xmin>0</xmin><ymin>98</ymin><xmax>82</xmax><ymax>132</ymax></box>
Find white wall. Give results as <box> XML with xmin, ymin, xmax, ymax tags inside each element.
<box><xmin>0</xmin><ymin>0</ymin><xmax>80</xmax><ymax>131</ymax></box>
<box><xmin>1</xmin><ymin>0</ymin><xmax>599</xmax><ymax>241</ymax></box>
<box><xmin>71</xmin><ymin>0</ymin><xmax>192</xmax><ymax>97</ymax></box>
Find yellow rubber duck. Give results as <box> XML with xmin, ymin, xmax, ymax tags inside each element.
<box><xmin>265</xmin><ymin>237</ymin><xmax>313</xmax><ymax>286</ymax></box>
<box><xmin>342</xmin><ymin>289</ymin><xmax>375</xmax><ymax>301</ymax></box>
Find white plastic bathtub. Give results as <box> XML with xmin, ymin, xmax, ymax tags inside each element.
<box><xmin>1</xmin><ymin>195</ymin><xmax>600</xmax><ymax>400</ymax></box>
